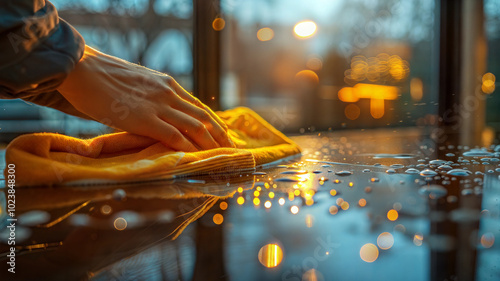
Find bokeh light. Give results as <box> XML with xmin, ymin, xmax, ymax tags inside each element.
<box><xmin>213</xmin><ymin>213</ymin><xmax>224</xmax><ymax>225</ymax></box>
<box><xmin>377</xmin><ymin>232</ymin><xmax>394</xmax><ymax>250</ymax></box>
<box><xmin>114</xmin><ymin>217</ymin><xmax>127</xmax><ymax>231</ymax></box>
<box><xmin>360</xmin><ymin>243</ymin><xmax>379</xmax><ymax>263</ymax></box>
<box><xmin>294</xmin><ymin>20</ymin><xmax>317</xmax><ymax>38</ymax></box>
<box><xmin>295</xmin><ymin>70</ymin><xmax>319</xmax><ymax>84</ymax></box>
<box><xmin>291</xmin><ymin>205</ymin><xmax>299</xmax><ymax>214</ymax></box>
<box><xmin>257</xmin><ymin>27</ymin><xmax>274</xmax><ymax>41</ymax></box>
<box><xmin>212</xmin><ymin>17</ymin><xmax>225</xmax><ymax>31</ymax></box>
<box><xmin>387</xmin><ymin>209</ymin><xmax>399</xmax><ymax>221</ymax></box>
<box><xmin>258</xmin><ymin>244</ymin><xmax>284</xmax><ymax>268</ymax></box>
<box><xmin>480</xmin><ymin>232</ymin><xmax>495</xmax><ymax>248</ymax></box>
<box><xmin>237</xmin><ymin>197</ymin><xmax>245</xmax><ymax>205</ymax></box>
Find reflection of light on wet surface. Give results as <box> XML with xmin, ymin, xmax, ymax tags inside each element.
<box><xmin>360</xmin><ymin>243</ymin><xmax>379</xmax><ymax>263</ymax></box>
<box><xmin>258</xmin><ymin>244</ymin><xmax>283</xmax><ymax>268</ymax></box>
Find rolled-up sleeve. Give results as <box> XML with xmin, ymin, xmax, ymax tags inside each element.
<box><xmin>0</xmin><ymin>0</ymin><xmax>85</xmax><ymax>99</ymax></box>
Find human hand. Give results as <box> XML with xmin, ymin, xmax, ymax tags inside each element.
<box><xmin>57</xmin><ymin>46</ymin><xmax>233</xmax><ymax>151</ymax></box>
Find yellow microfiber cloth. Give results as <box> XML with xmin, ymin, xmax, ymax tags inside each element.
<box><xmin>4</xmin><ymin>107</ymin><xmax>301</xmax><ymax>186</ymax></box>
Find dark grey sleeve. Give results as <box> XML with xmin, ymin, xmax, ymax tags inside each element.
<box><xmin>0</xmin><ymin>0</ymin><xmax>85</xmax><ymax>99</ymax></box>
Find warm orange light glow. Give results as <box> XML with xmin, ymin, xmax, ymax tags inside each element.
<box><xmin>257</xmin><ymin>27</ymin><xmax>274</xmax><ymax>41</ymax></box>
<box><xmin>237</xmin><ymin>197</ymin><xmax>245</xmax><ymax>205</ymax></box>
<box><xmin>336</xmin><ymin>198</ymin><xmax>344</xmax><ymax>206</ymax></box>
<box><xmin>269</xmin><ymin>192</ymin><xmax>275</xmax><ymax>199</ymax></box>
<box><xmin>114</xmin><ymin>217</ymin><xmax>127</xmax><ymax>231</ymax></box>
<box><xmin>346</xmin><ymin>54</ymin><xmax>409</xmax><ymax>82</ymax></box>
<box><xmin>305</xmin><ymin>214</ymin><xmax>314</xmax><ymax>228</ymax></box>
<box><xmin>410</xmin><ymin>77</ymin><xmax>424</xmax><ymax>101</ymax></box>
<box><xmin>387</xmin><ymin>209</ymin><xmax>399</xmax><ymax>221</ymax></box>
<box><xmin>213</xmin><ymin>213</ymin><xmax>224</xmax><ymax>225</ymax></box>
<box><xmin>294</xmin><ymin>21</ymin><xmax>317</xmax><ymax>38</ymax></box>
<box><xmin>254</xmin><ymin>190</ymin><xmax>260</xmax><ymax>197</ymax></box>
<box><xmin>330</xmin><ymin>189</ymin><xmax>337</xmax><ymax>196</ymax></box>
<box><xmin>338</xmin><ymin>83</ymin><xmax>398</xmax><ymax>119</ymax></box>
<box><xmin>338</xmin><ymin>87</ymin><xmax>359</xmax><ymax>102</ymax></box>
<box><xmin>329</xmin><ymin>205</ymin><xmax>338</xmax><ymax>215</ymax></box>
<box><xmin>295</xmin><ymin>70</ymin><xmax>319</xmax><ymax>84</ymax></box>
<box><xmin>360</xmin><ymin>243</ymin><xmax>379</xmax><ymax>263</ymax></box>
<box><xmin>358</xmin><ymin>198</ymin><xmax>367</xmax><ymax>207</ymax></box>
<box><xmin>370</xmin><ymin>96</ymin><xmax>385</xmax><ymax>119</ymax></box>
<box><xmin>238</xmin><ymin>187</ymin><xmax>243</xmax><ymax>193</ymax></box>
<box><xmin>258</xmin><ymin>244</ymin><xmax>284</xmax><ymax>268</ymax></box>
<box><xmin>345</xmin><ymin>104</ymin><xmax>361</xmax><ymax>120</ymax></box>
<box><xmin>253</xmin><ymin>198</ymin><xmax>261</xmax><ymax>206</ymax></box>
<box><xmin>212</xmin><ymin>18</ymin><xmax>225</xmax><ymax>31</ymax></box>
<box><xmin>340</xmin><ymin>201</ymin><xmax>350</xmax><ymax>210</ymax></box>
<box><xmin>482</xmin><ymin>72</ymin><xmax>496</xmax><ymax>94</ymax></box>
<box><xmin>220</xmin><ymin>202</ymin><xmax>228</xmax><ymax>210</ymax></box>
<box><xmin>377</xmin><ymin>232</ymin><xmax>394</xmax><ymax>250</ymax></box>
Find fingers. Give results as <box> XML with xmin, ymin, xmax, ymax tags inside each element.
<box><xmin>161</xmin><ymin>108</ymin><xmax>221</xmax><ymax>150</ymax></box>
<box><xmin>145</xmin><ymin>117</ymin><xmax>198</xmax><ymax>152</ymax></box>
<box><xmin>168</xmin><ymin>78</ymin><xmax>229</xmax><ymax>132</ymax></box>
<box><xmin>170</xmin><ymin>98</ymin><xmax>234</xmax><ymax>148</ymax></box>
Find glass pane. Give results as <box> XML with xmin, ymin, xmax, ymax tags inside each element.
<box><xmin>220</xmin><ymin>0</ymin><xmax>437</xmax><ymax>133</ymax></box>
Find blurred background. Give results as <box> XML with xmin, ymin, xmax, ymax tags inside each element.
<box><xmin>0</xmin><ymin>0</ymin><xmax>499</xmax><ymax>144</ymax></box>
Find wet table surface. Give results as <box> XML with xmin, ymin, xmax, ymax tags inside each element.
<box><xmin>0</xmin><ymin>128</ymin><xmax>499</xmax><ymax>281</ymax></box>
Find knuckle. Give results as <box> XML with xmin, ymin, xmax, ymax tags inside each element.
<box><xmin>164</xmin><ymin>131</ymin><xmax>183</xmax><ymax>144</ymax></box>
<box><xmin>193</xmin><ymin>122</ymin><xmax>207</xmax><ymax>134</ymax></box>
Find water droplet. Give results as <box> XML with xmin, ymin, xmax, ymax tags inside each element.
<box><xmin>362</xmin><ymin>169</ymin><xmax>371</xmax><ymax>173</ymax></box>
<box><xmin>447</xmin><ymin>169</ymin><xmax>472</xmax><ymax>176</ymax></box>
<box><xmin>446</xmin><ymin>153</ymin><xmax>455</xmax><ymax>157</ymax></box>
<box><xmin>420</xmin><ymin>169</ymin><xmax>438</xmax><ymax>177</ymax></box>
<box><xmin>335</xmin><ymin>170</ymin><xmax>352</xmax><ymax>176</ymax></box>
<box><xmin>429</xmin><ymin>159</ymin><xmax>446</xmax><ymax>165</ymax></box>
<box><xmin>321</xmin><ymin>165</ymin><xmax>332</xmax><ymax>168</ymax></box>
<box><xmin>370</xmin><ymin>177</ymin><xmax>380</xmax><ymax>182</ymax></box>
<box><xmin>390</xmin><ymin>164</ymin><xmax>405</xmax><ymax>169</ymax></box>
<box><xmin>386</xmin><ymin>169</ymin><xmax>396</xmax><ymax>174</ymax></box>
<box><xmin>418</xmin><ymin>185</ymin><xmax>447</xmax><ymax>199</ymax></box>
<box><xmin>252</xmin><ymin>172</ymin><xmax>267</xmax><ymax>175</ymax></box>
<box><xmin>463</xmin><ymin>149</ymin><xmax>494</xmax><ymax>157</ymax></box>
<box><xmin>437</xmin><ymin>165</ymin><xmax>452</xmax><ymax>171</ymax></box>
<box><xmin>405</xmin><ymin>168</ymin><xmax>420</xmax><ymax>174</ymax></box>
<box><xmin>312</xmin><ymin>170</ymin><xmax>322</xmax><ymax>174</ymax></box>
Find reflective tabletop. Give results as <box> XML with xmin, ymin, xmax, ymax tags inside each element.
<box><xmin>1</xmin><ymin>128</ymin><xmax>499</xmax><ymax>281</ymax></box>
